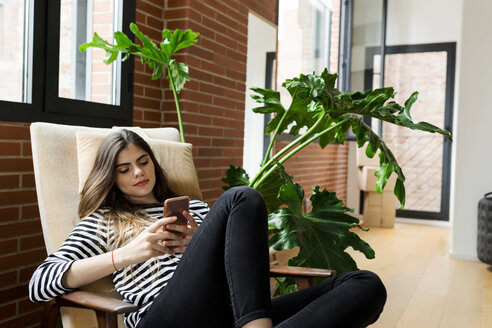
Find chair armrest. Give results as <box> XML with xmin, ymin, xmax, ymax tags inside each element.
<box><xmin>58</xmin><ymin>290</ymin><xmax>138</xmax><ymax>314</ymax></box>
<box><xmin>269</xmin><ymin>265</ymin><xmax>335</xmax><ymax>278</ymax></box>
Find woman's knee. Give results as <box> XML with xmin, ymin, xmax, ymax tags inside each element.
<box><xmin>356</xmin><ymin>270</ymin><xmax>387</xmax><ymax>307</ymax></box>
<box><xmin>224</xmin><ymin>186</ymin><xmax>265</xmax><ymax>206</ymax></box>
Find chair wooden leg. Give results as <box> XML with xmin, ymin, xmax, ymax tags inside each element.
<box><xmin>95</xmin><ymin>311</ymin><xmax>118</xmax><ymax>328</ymax></box>
<box><xmin>42</xmin><ymin>299</ymin><xmax>60</xmax><ymax>328</ymax></box>
<box><xmin>293</xmin><ymin>276</ymin><xmax>315</xmax><ymax>290</ymax></box>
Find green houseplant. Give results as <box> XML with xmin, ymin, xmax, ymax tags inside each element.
<box><xmin>221</xmin><ymin>69</ymin><xmax>451</xmax><ymax>281</ymax></box>
<box><xmin>82</xmin><ymin>25</ymin><xmax>452</xmax><ymax>293</ymax></box>
<box><xmin>80</xmin><ymin>23</ymin><xmax>199</xmax><ymax>143</ymax></box>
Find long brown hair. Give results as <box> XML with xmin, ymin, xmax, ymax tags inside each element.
<box><xmin>78</xmin><ymin>129</ymin><xmax>176</xmax><ymax>248</ymax></box>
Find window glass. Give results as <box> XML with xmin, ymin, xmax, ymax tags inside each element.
<box><xmin>0</xmin><ymin>0</ymin><xmax>32</xmax><ymax>103</ymax></box>
<box><xmin>59</xmin><ymin>0</ymin><xmax>122</xmax><ymax>105</ymax></box>
<box><xmin>277</xmin><ymin>0</ymin><xmax>338</xmax><ymax>106</ymax></box>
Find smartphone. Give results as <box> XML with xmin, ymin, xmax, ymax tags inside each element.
<box><xmin>163</xmin><ymin>196</ymin><xmax>190</xmax><ymax>231</ymax></box>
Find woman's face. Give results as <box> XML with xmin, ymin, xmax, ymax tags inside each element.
<box><xmin>114</xmin><ymin>143</ymin><xmax>158</xmax><ymax>204</ymax></box>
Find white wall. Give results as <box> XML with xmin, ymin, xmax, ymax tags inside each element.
<box><xmin>243</xmin><ymin>12</ymin><xmax>277</xmax><ymax>178</ymax></box>
<box><xmin>450</xmin><ymin>0</ymin><xmax>492</xmax><ymax>261</ymax></box>
<box><xmin>386</xmin><ymin>0</ymin><xmax>461</xmax><ymax>46</ymax></box>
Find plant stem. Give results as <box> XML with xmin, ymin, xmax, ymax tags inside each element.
<box><xmin>252</xmin><ymin>120</ymin><xmax>346</xmax><ymax>189</ymax></box>
<box><xmin>261</xmin><ymin>111</ymin><xmax>289</xmax><ymax>166</ymax></box>
<box><xmin>167</xmin><ymin>68</ymin><xmax>186</xmax><ymax>143</ymax></box>
<box><xmin>250</xmin><ymin>115</ymin><xmax>325</xmax><ymax>187</ymax></box>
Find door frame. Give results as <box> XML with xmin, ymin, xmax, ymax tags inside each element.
<box><xmin>364</xmin><ymin>42</ymin><xmax>456</xmax><ymax>221</ymax></box>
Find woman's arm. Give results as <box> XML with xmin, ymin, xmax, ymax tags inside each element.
<box><xmin>29</xmin><ymin>214</ymin><xmax>181</xmax><ymax>300</ymax></box>
<box><xmin>62</xmin><ymin>216</ymin><xmax>181</xmax><ymax>289</ymax></box>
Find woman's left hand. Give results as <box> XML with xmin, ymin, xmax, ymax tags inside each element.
<box><xmin>163</xmin><ymin>210</ymin><xmax>198</xmax><ymax>253</ymax></box>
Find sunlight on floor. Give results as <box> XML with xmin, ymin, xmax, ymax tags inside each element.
<box><xmin>346</xmin><ymin>222</ymin><xmax>491</xmax><ymax>328</ymax></box>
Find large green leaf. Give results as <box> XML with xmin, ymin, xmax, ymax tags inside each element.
<box><xmin>222</xmin><ymin>163</ymin><xmax>293</xmax><ymax>213</ymax></box>
<box><xmin>348</xmin><ymin>115</ymin><xmax>406</xmax><ymax>207</ymax></box>
<box><xmin>221</xmin><ymin>165</ymin><xmax>250</xmax><ymax>190</ymax></box>
<box><xmin>255</xmin><ymin>164</ymin><xmax>294</xmax><ymax>213</ymax></box>
<box><xmin>169</xmin><ymin>60</ymin><xmax>190</xmax><ymax>93</ymax></box>
<box><xmin>80</xmin><ymin>24</ymin><xmax>199</xmax><ymax>84</ymax></box>
<box><xmin>330</xmin><ymin>88</ymin><xmax>452</xmax><ymax>140</ymax></box>
<box><xmin>250</xmin><ymin>82</ymin><xmax>327</xmax><ymax>137</ymax></box>
<box><xmin>250</xmin><ymin>69</ymin><xmax>452</xmax><ymax>208</ymax></box>
<box><xmin>268</xmin><ymin>185</ymin><xmax>374</xmax><ymax>274</ymax></box>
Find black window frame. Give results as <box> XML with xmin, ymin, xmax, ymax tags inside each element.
<box><xmin>364</xmin><ymin>42</ymin><xmax>456</xmax><ymax>221</ymax></box>
<box><xmin>0</xmin><ymin>0</ymin><xmax>135</xmax><ymax>127</ymax></box>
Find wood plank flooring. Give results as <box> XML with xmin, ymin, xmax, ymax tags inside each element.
<box><xmin>345</xmin><ymin>222</ymin><xmax>491</xmax><ymax>328</ymax></box>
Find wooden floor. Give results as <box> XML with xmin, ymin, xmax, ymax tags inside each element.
<box><xmin>345</xmin><ymin>222</ymin><xmax>492</xmax><ymax>328</ymax></box>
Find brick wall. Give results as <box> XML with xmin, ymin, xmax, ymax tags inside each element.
<box><xmin>0</xmin><ymin>0</ymin><xmax>276</xmax><ymax>326</ymax></box>
<box><xmin>161</xmin><ymin>0</ymin><xmax>278</xmax><ymax>202</ymax></box>
<box><xmin>273</xmin><ymin>0</ymin><xmax>347</xmax><ymax>208</ymax></box>
<box><xmin>0</xmin><ymin>0</ymin><xmax>350</xmax><ymax>325</ymax></box>
<box><xmin>274</xmin><ymin>139</ymin><xmax>349</xmax><ymax>206</ymax></box>
<box><xmin>0</xmin><ymin>121</ymin><xmax>43</xmax><ymax>327</ymax></box>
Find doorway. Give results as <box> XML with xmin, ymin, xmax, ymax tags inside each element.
<box><xmin>365</xmin><ymin>43</ymin><xmax>455</xmax><ymax>220</ymax></box>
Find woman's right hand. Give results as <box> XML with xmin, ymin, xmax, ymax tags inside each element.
<box><xmin>62</xmin><ymin>217</ymin><xmax>182</xmax><ymax>289</ymax></box>
<box><xmin>113</xmin><ymin>217</ymin><xmax>182</xmax><ymax>268</ymax></box>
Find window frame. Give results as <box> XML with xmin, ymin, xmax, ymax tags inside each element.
<box><xmin>0</xmin><ymin>0</ymin><xmax>136</xmax><ymax>127</ymax></box>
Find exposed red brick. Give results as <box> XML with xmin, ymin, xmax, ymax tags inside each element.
<box><xmin>0</xmin><ymin>175</ymin><xmax>20</xmax><ymax>189</ymax></box>
<box><xmin>0</xmin><ymin>239</ymin><xmax>17</xmax><ymax>255</ymax></box>
<box><xmin>198</xmin><ymin>126</ymin><xmax>224</xmax><ymax>137</ymax></box>
<box><xmin>146</xmin><ymin>15</ymin><xmax>164</xmax><ymax>31</ymax></box>
<box><xmin>181</xmin><ymin>113</ymin><xmax>212</xmax><ymax>125</ymax></box>
<box><xmin>167</xmin><ymin>0</ymin><xmax>191</xmax><ymax>8</ymax></box>
<box><xmin>0</xmin><ymin>303</ymin><xmax>16</xmax><ymax>321</ymax></box>
<box><xmin>226</xmin><ymin>68</ymin><xmax>246</xmax><ymax>81</ymax></box>
<box><xmin>167</xmin><ymin>19</ymin><xmax>190</xmax><ymax>30</ymax></box>
<box><xmin>20</xmin><ymin>205</ymin><xmax>40</xmax><ymax>220</ymax></box>
<box><xmin>19</xmin><ymin>264</ymin><xmax>39</xmax><ymax>283</ymax></box>
<box><xmin>213</xmin><ymin>96</ymin><xmax>241</xmax><ymax>109</ymax></box>
<box><xmin>18</xmin><ymin>298</ymin><xmax>44</xmax><ymax>315</ymax></box>
<box><xmin>134</xmin><ymin>96</ymin><xmax>161</xmax><ymax>111</ymax></box>
<box><xmin>200</xmin><ymin>60</ymin><xmax>227</xmax><ymax>76</ymax></box>
<box><xmin>21</xmin><ymin>174</ymin><xmax>35</xmax><ymax>188</ymax></box>
<box><xmin>0</xmin><ymin>283</ymin><xmax>29</xmax><ymax>303</ymax></box>
<box><xmin>143</xmin><ymin>110</ymin><xmax>162</xmax><ymax>122</ymax></box>
<box><xmin>20</xmin><ymin>234</ymin><xmax>45</xmax><ymax>251</ymax></box>
<box><xmin>199</xmin><ymin>82</ymin><xmax>226</xmax><ymax>96</ymax></box>
<box><xmin>0</xmin><ymin>190</ymin><xmax>37</xmax><ymax>206</ymax></box>
<box><xmin>0</xmin><ymin>207</ymin><xmax>19</xmax><ymax>222</ymax></box>
<box><xmin>179</xmin><ymin>90</ymin><xmax>213</xmax><ymax>104</ymax></box>
<box><xmin>0</xmin><ymin>126</ymin><xmax>30</xmax><ymax>140</ymax></box>
<box><xmin>0</xmin><ymin>220</ymin><xmax>42</xmax><ymax>239</ymax></box>
<box><xmin>22</xmin><ymin>142</ymin><xmax>32</xmax><ymax>156</ymax></box>
<box><xmin>0</xmin><ymin>159</ymin><xmax>33</xmax><ymax>173</ymax></box>
<box><xmin>216</xmin><ymin>12</ymin><xmax>240</xmax><ymax>30</ymax></box>
<box><xmin>0</xmin><ymin>271</ymin><xmax>17</xmax><ymax>289</ymax></box>
<box><xmin>0</xmin><ymin>310</ymin><xmax>42</xmax><ymax>328</ymax></box>
<box><xmin>0</xmin><ymin>142</ymin><xmax>21</xmax><ymax>156</ymax></box>
<box><xmin>202</xmin><ymin>16</ymin><xmax>229</xmax><ymax>35</ymax></box>
<box><xmin>0</xmin><ymin>249</ymin><xmax>47</xmax><ymax>272</ymax></box>
<box><xmin>137</xmin><ymin>1</ymin><xmax>163</xmax><ymax>20</ymax></box>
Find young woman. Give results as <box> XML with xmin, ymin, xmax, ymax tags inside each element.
<box><xmin>29</xmin><ymin>129</ymin><xmax>387</xmax><ymax>328</ymax></box>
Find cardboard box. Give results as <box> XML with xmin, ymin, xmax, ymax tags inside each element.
<box><xmin>357</xmin><ymin>145</ymin><xmax>380</xmax><ymax>167</ymax></box>
<box><xmin>362</xmin><ymin>191</ymin><xmax>396</xmax><ymax>228</ymax></box>
<box><xmin>381</xmin><ymin>192</ymin><xmax>397</xmax><ymax>228</ymax></box>
<box><xmin>358</xmin><ymin>166</ymin><xmax>397</xmax><ymax>192</ymax></box>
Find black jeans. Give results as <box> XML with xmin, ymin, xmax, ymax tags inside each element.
<box><xmin>137</xmin><ymin>187</ymin><xmax>386</xmax><ymax>328</ymax></box>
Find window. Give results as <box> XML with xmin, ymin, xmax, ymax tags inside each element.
<box><xmin>277</xmin><ymin>0</ymin><xmax>338</xmax><ymax>107</ymax></box>
<box><xmin>0</xmin><ymin>0</ymin><xmax>135</xmax><ymax>127</ymax></box>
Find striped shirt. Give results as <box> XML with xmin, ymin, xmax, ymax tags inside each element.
<box><xmin>29</xmin><ymin>199</ymin><xmax>210</xmax><ymax>328</ymax></box>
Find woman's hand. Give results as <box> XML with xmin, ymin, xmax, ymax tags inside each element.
<box><xmin>113</xmin><ymin>217</ymin><xmax>183</xmax><ymax>268</ymax></box>
<box><xmin>162</xmin><ymin>210</ymin><xmax>198</xmax><ymax>253</ymax></box>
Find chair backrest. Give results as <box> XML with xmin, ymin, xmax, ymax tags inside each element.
<box><xmin>30</xmin><ymin>122</ymin><xmax>200</xmax><ymax>328</ymax></box>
